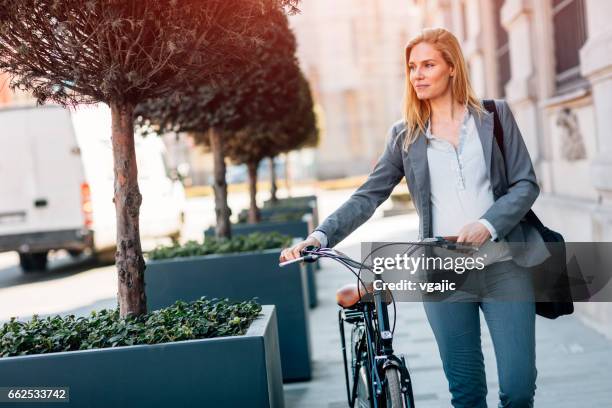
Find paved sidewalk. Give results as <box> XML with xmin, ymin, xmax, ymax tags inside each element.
<box><xmin>284</xmin><ymin>214</ymin><xmax>612</xmax><ymax>407</ymax></box>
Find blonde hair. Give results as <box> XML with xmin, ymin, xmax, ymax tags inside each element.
<box><xmin>402</xmin><ymin>27</ymin><xmax>483</xmax><ymax>150</ymax></box>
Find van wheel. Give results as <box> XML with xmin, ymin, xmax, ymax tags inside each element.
<box><xmin>68</xmin><ymin>249</ymin><xmax>83</xmax><ymax>259</ymax></box>
<box><xmin>19</xmin><ymin>251</ymin><xmax>48</xmax><ymax>272</ymax></box>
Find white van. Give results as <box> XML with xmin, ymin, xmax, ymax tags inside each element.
<box><xmin>0</xmin><ymin>104</ymin><xmax>185</xmax><ymax>272</ymax></box>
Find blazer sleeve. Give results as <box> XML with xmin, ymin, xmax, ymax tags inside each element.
<box><xmin>480</xmin><ymin>100</ymin><xmax>540</xmax><ymax>241</ymax></box>
<box><xmin>314</xmin><ymin>123</ymin><xmax>405</xmax><ymax>248</ymax></box>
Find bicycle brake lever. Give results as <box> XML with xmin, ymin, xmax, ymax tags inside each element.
<box><xmin>300</xmin><ymin>245</ymin><xmax>319</xmax><ymax>255</ymax></box>
<box><xmin>279</xmin><ymin>246</ymin><xmax>320</xmax><ymax>267</ymax></box>
<box><xmin>300</xmin><ymin>246</ymin><xmax>320</xmax><ymax>263</ymax></box>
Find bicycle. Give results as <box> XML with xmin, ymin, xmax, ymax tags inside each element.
<box><xmin>280</xmin><ymin>237</ymin><xmax>476</xmax><ymax>408</ymax></box>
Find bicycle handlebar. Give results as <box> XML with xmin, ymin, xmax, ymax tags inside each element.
<box><xmin>278</xmin><ymin>237</ymin><xmax>479</xmax><ymax>268</ymax></box>
<box><xmin>279</xmin><ymin>236</ymin><xmax>480</xmax><ymax>339</ymax></box>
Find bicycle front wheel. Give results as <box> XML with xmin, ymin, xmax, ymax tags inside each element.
<box><xmin>384</xmin><ymin>367</ymin><xmax>409</xmax><ymax>408</ymax></box>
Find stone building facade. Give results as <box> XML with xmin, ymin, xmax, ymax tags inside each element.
<box><xmin>289</xmin><ymin>1</ymin><xmax>420</xmax><ymax>179</ymax></box>
<box><xmin>416</xmin><ymin>0</ymin><xmax>612</xmax><ymax>332</ymax></box>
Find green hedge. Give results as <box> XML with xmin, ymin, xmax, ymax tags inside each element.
<box><xmin>263</xmin><ymin>196</ymin><xmax>315</xmax><ymax>209</ymax></box>
<box><xmin>148</xmin><ymin>232</ymin><xmax>292</xmax><ymax>261</ymax></box>
<box><xmin>237</xmin><ymin>210</ymin><xmax>305</xmax><ymax>224</ymax></box>
<box><xmin>0</xmin><ymin>298</ymin><xmax>261</xmax><ymax>358</ymax></box>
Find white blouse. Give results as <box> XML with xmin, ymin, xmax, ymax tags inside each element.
<box><xmin>425</xmin><ymin>111</ymin><xmax>511</xmax><ymax>264</ymax></box>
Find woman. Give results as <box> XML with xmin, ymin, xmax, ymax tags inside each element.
<box><xmin>280</xmin><ymin>28</ymin><xmax>548</xmax><ymax>407</ymax></box>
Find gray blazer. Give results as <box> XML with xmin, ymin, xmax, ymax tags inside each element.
<box><xmin>315</xmin><ymin>99</ymin><xmax>550</xmax><ymax>268</ymax></box>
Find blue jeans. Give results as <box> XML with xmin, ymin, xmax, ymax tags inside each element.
<box><xmin>422</xmin><ymin>260</ymin><xmax>537</xmax><ymax>407</ymax></box>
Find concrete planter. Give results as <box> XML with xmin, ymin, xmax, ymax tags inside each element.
<box><xmin>264</xmin><ymin>195</ymin><xmax>322</xmax><ymax>271</ymax></box>
<box><xmin>238</xmin><ymin>205</ymin><xmax>316</xmax><ymax>226</ymax></box>
<box><xmin>205</xmin><ymin>219</ymin><xmax>312</xmax><ymax>239</ymax></box>
<box><xmin>204</xmin><ymin>220</ymin><xmax>319</xmax><ymax>308</ymax></box>
<box><xmin>260</xmin><ymin>206</ymin><xmax>314</xmax><ymax>220</ymax></box>
<box><xmin>0</xmin><ymin>306</ymin><xmax>284</xmax><ymax>407</ymax></box>
<box><xmin>264</xmin><ymin>195</ymin><xmax>316</xmax><ymax>206</ymax></box>
<box><xmin>264</xmin><ymin>195</ymin><xmax>319</xmax><ymax>225</ymax></box>
<box><xmin>146</xmin><ymin>249</ymin><xmax>311</xmax><ymax>382</ymax></box>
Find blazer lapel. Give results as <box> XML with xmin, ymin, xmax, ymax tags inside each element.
<box><xmin>473</xmin><ymin>107</ymin><xmax>495</xmax><ymax>180</ymax></box>
<box><xmin>406</xmin><ymin>131</ymin><xmax>429</xmax><ymax>202</ymax></box>
<box><xmin>405</xmin><ymin>131</ymin><xmax>431</xmax><ymax>237</ymax></box>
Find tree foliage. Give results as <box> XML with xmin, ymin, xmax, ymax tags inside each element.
<box><xmin>225</xmin><ymin>71</ymin><xmax>318</xmax><ymax>165</ymax></box>
<box><xmin>224</xmin><ymin>70</ymin><xmax>317</xmax><ymax>223</ymax></box>
<box><xmin>0</xmin><ymin>0</ymin><xmax>299</xmax><ymax>107</ymax></box>
<box><xmin>135</xmin><ymin>7</ymin><xmax>299</xmax><ymax>137</ymax></box>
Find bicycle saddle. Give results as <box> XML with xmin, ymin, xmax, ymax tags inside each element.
<box><xmin>336</xmin><ymin>283</ymin><xmax>364</xmax><ymax>308</ymax></box>
<box><xmin>336</xmin><ymin>282</ymin><xmax>393</xmax><ymax>308</ymax></box>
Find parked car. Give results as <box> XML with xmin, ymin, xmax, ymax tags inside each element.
<box><xmin>0</xmin><ymin>104</ymin><xmax>185</xmax><ymax>272</ymax></box>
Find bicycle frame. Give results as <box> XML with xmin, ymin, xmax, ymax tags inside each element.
<box><xmin>338</xmin><ymin>272</ymin><xmax>414</xmax><ymax>408</ymax></box>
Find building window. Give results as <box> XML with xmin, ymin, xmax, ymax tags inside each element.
<box><xmin>552</xmin><ymin>0</ymin><xmax>588</xmax><ymax>92</ymax></box>
<box><xmin>494</xmin><ymin>0</ymin><xmax>511</xmax><ymax>97</ymax></box>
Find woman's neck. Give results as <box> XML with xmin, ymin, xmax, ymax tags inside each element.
<box><xmin>429</xmin><ymin>91</ymin><xmax>465</xmax><ymax>123</ymax></box>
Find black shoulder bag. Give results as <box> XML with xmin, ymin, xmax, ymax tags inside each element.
<box><xmin>483</xmin><ymin>99</ymin><xmax>574</xmax><ymax>319</ymax></box>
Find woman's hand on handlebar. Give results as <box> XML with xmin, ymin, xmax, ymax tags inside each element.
<box><xmin>456</xmin><ymin>222</ymin><xmax>491</xmax><ymax>247</ymax></box>
<box><xmin>279</xmin><ymin>237</ymin><xmax>321</xmax><ymax>262</ymax></box>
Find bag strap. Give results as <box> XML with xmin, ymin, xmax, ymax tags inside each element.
<box><xmin>481</xmin><ymin>99</ymin><xmax>546</xmax><ymax>232</ymax></box>
<box><xmin>482</xmin><ymin>99</ymin><xmax>505</xmax><ymax>158</ymax></box>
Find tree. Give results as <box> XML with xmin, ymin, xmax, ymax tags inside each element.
<box><xmin>225</xmin><ymin>71</ymin><xmax>318</xmax><ymax>222</ymax></box>
<box><xmin>136</xmin><ymin>9</ymin><xmax>300</xmax><ymax>237</ymax></box>
<box><xmin>268</xmin><ymin>156</ymin><xmax>279</xmax><ymax>203</ymax></box>
<box><xmin>268</xmin><ymin>71</ymin><xmax>318</xmax><ymax>202</ymax></box>
<box><xmin>0</xmin><ymin>0</ymin><xmax>297</xmax><ymax>317</ymax></box>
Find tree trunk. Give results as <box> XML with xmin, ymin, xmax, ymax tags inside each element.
<box><xmin>208</xmin><ymin>128</ymin><xmax>231</xmax><ymax>239</ymax></box>
<box><xmin>247</xmin><ymin>161</ymin><xmax>260</xmax><ymax>224</ymax></box>
<box><xmin>284</xmin><ymin>153</ymin><xmax>292</xmax><ymax>197</ymax></box>
<box><xmin>269</xmin><ymin>156</ymin><xmax>278</xmax><ymax>203</ymax></box>
<box><xmin>110</xmin><ymin>103</ymin><xmax>146</xmax><ymax>318</ymax></box>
